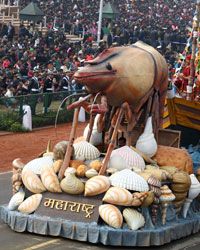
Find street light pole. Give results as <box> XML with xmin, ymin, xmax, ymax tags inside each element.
<box><xmin>97</xmin><ymin>0</ymin><xmax>104</xmax><ymax>45</ymax></box>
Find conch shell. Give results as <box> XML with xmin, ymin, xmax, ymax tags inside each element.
<box><xmin>60</xmin><ymin>172</ymin><xmax>84</xmax><ymax>194</ymax></box>
<box><xmin>84</xmin><ymin>175</ymin><xmax>110</xmax><ymax>196</ymax></box>
<box><xmin>123</xmin><ymin>208</ymin><xmax>145</xmax><ymax>230</ymax></box>
<box><xmin>18</xmin><ymin>194</ymin><xmax>42</xmax><ymax>214</ymax></box>
<box><xmin>103</xmin><ymin>187</ymin><xmax>133</xmax><ymax>206</ymax></box>
<box><xmin>132</xmin><ymin>192</ymin><xmax>148</xmax><ymax>206</ymax></box>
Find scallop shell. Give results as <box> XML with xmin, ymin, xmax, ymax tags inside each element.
<box><xmin>22</xmin><ymin>169</ymin><xmax>46</xmax><ymax>193</ymax></box>
<box><xmin>8</xmin><ymin>189</ymin><xmax>25</xmax><ymax>210</ymax></box>
<box><xmin>111</xmin><ymin>146</ymin><xmax>145</xmax><ymax>171</ymax></box>
<box><xmin>73</xmin><ymin>141</ymin><xmax>100</xmax><ymax>161</ymax></box>
<box><xmin>103</xmin><ymin>187</ymin><xmax>133</xmax><ymax>206</ymax></box>
<box><xmin>148</xmin><ymin>177</ymin><xmax>161</xmax><ymax>188</ymax></box>
<box><xmin>84</xmin><ymin>175</ymin><xmax>110</xmax><ymax>196</ymax></box>
<box><xmin>60</xmin><ymin>173</ymin><xmax>84</xmax><ymax>194</ymax></box>
<box><xmin>85</xmin><ymin>168</ymin><xmax>98</xmax><ymax>178</ymax></box>
<box><xmin>52</xmin><ymin>160</ymin><xmax>63</xmax><ymax>173</ymax></box>
<box><xmin>40</xmin><ymin>166</ymin><xmax>62</xmax><ymax>193</ymax></box>
<box><xmin>109</xmin><ymin>169</ymin><xmax>149</xmax><ymax>192</ymax></box>
<box><xmin>107</xmin><ymin>154</ymin><xmax>131</xmax><ymax>171</ymax></box>
<box><xmin>123</xmin><ymin>208</ymin><xmax>145</xmax><ymax>230</ymax></box>
<box><xmin>18</xmin><ymin>194</ymin><xmax>42</xmax><ymax>214</ymax></box>
<box><xmin>23</xmin><ymin>156</ymin><xmax>54</xmax><ymax>175</ymax></box>
<box><xmin>99</xmin><ymin>204</ymin><xmax>123</xmax><ymax>229</ymax></box>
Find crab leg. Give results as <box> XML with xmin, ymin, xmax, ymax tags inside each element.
<box><xmin>67</xmin><ymin>94</ymin><xmax>93</xmax><ymax>111</ymax></box>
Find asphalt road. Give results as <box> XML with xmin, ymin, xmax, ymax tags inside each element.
<box><xmin>1</xmin><ymin>172</ymin><xmax>200</xmax><ymax>250</ymax></box>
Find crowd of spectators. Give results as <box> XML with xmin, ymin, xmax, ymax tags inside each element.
<box><xmin>0</xmin><ymin>0</ymin><xmax>196</xmax><ymax>102</ymax></box>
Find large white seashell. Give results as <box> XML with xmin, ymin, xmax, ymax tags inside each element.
<box><xmin>83</xmin><ymin>115</ymin><xmax>102</xmax><ymax>145</ymax></box>
<box><xmin>136</xmin><ymin>117</ymin><xmax>157</xmax><ymax>158</ymax></box>
<box><xmin>84</xmin><ymin>175</ymin><xmax>110</xmax><ymax>196</ymax></box>
<box><xmin>23</xmin><ymin>156</ymin><xmax>54</xmax><ymax>175</ymax></box>
<box><xmin>8</xmin><ymin>188</ymin><xmax>25</xmax><ymax>210</ymax></box>
<box><xmin>40</xmin><ymin>166</ymin><xmax>62</xmax><ymax>193</ymax></box>
<box><xmin>73</xmin><ymin>141</ymin><xmax>100</xmax><ymax>161</ymax></box>
<box><xmin>111</xmin><ymin>146</ymin><xmax>145</xmax><ymax>171</ymax></box>
<box><xmin>18</xmin><ymin>194</ymin><xmax>42</xmax><ymax>214</ymax></box>
<box><xmin>123</xmin><ymin>208</ymin><xmax>145</xmax><ymax>230</ymax></box>
<box><xmin>99</xmin><ymin>204</ymin><xmax>123</xmax><ymax>229</ymax></box>
<box><xmin>103</xmin><ymin>187</ymin><xmax>133</xmax><ymax>206</ymax></box>
<box><xmin>60</xmin><ymin>172</ymin><xmax>84</xmax><ymax>194</ymax></box>
<box><xmin>22</xmin><ymin>169</ymin><xmax>46</xmax><ymax>193</ymax></box>
<box><xmin>108</xmin><ymin>154</ymin><xmax>131</xmax><ymax>171</ymax></box>
<box><xmin>110</xmin><ymin>169</ymin><xmax>149</xmax><ymax>192</ymax></box>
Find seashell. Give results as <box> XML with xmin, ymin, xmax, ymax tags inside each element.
<box><xmin>151</xmin><ymin>203</ymin><xmax>159</xmax><ymax>224</ymax></box>
<box><xmin>12</xmin><ymin>158</ymin><xmax>25</xmax><ymax>170</ymax></box>
<box><xmin>23</xmin><ymin>156</ymin><xmax>54</xmax><ymax>175</ymax></box>
<box><xmin>141</xmin><ymin>191</ymin><xmax>154</xmax><ymax>208</ymax></box>
<box><xmin>135</xmin><ymin>171</ymin><xmax>152</xmax><ymax>181</ymax></box>
<box><xmin>172</xmin><ymin>171</ymin><xmax>191</xmax><ymax>185</ymax></box>
<box><xmin>22</xmin><ymin>169</ymin><xmax>46</xmax><ymax>193</ymax></box>
<box><xmin>52</xmin><ymin>160</ymin><xmax>63</xmax><ymax>173</ymax></box>
<box><xmin>74</xmin><ymin>136</ymin><xmax>85</xmax><ymax>144</ymax></box>
<box><xmin>40</xmin><ymin>166</ymin><xmax>62</xmax><ymax>193</ymax></box>
<box><xmin>60</xmin><ymin>172</ymin><xmax>84</xmax><ymax>194</ymax></box>
<box><xmin>43</xmin><ymin>152</ymin><xmax>54</xmax><ymax>157</ymax></box>
<box><xmin>173</xmin><ymin>199</ymin><xmax>185</xmax><ymax>209</ymax></box>
<box><xmin>76</xmin><ymin>164</ymin><xmax>89</xmax><ymax>177</ymax></box>
<box><xmin>53</xmin><ymin>141</ymin><xmax>73</xmax><ymax>161</ymax></box>
<box><xmin>84</xmin><ymin>175</ymin><xmax>110</xmax><ymax>196</ymax></box>
<box><xmin>85</xmin><ymin>168</ymin><xmax>98</xmax><ymax>178</ymax></box>
<box><xmin>111</xmin><ymin>146</ymin><xmax>145</xmax><ymax>171</ymax></box>
<box><xmin>132</xmin><ymin>192</ymin><xmax>148</xmax><ymax>206</ymax></box>
<box><xmin>173</xmin><ymin>192</ymin><xmax>188</xmax><ymax>201</ymax></box>
<box><xmin>130</xmin><ymin>146</ymin><xmax>157</xmax><ymax>164</ymax></box>
<box><xmin>144</xmin><ymin>168</ymin><xmax>166</xmax><ymax>181</ymax></box>
<box><xmin>106</xmin><ymin>168</ymin><xmax>119</xmax><ymax>176</ymax></box>
<box><xmin>159</xmin><ymin>166</ymin><xmax>178</xmax><ymax>175</ymax></box>
<box><xmin>123</xmin><ymin>208</ymin><xmax>145</xmax><ymax>230</ymax></box>
<box><xmin>73</xmin><ymin>141</ymin><xmax>100</xmax><ymax>161</ymax></box>
<box><xmin>8</xmin><ymin>188</ymin><xmax>25</xmax><ymax>210</ymax></box>
<box><xmin>99</xmin><ymin>204</ymin><xmax>123</xmax><ymax>229</ymax></box>
<box><xmin>149</xmin><ymin>185</ymin><xmax>161</xmax><ymax>197</ymax></box>
<box><xmin>90</xmin><ymin>160</ymin><xmax>102</xmax><ymax>172</ymax></box>
<box><xmin>18</xmin><ymin>194</ymin><xmax>42</xmax><ymax>214</ymax></box>
<box><xmin>108</xmin><ymin>154</ymin><xmax>131</xmax><ymax>171</ymax></box>
<box><xmin>12</xmin><ymin>168</ymin><xmax>23</xmax><ymax>194</ymax></box>
<box><xmin>148</xmin><ymin>177</ymin><xmax>161</xmax><ymax>188</ymax></box>
<box><xmin>136</xmin><ymin>117</ymin><xmax>157</xmax><ymax>158</ymax></box>
<box><xmin>64</xmin><ymin>167</ymin><xmax>76</xmax><ymax>175</ymax></box>
<box><xmin>110</xmin><ymin>169</ymin><xmax>149</xmax><ymax>192</ymax></box>
<box><xmin>103</xmin><ymin>187</ymin><xmax>133</xmax><ymax>206</ymax></box>
<box><xmin>69</xmin><ymin>160</ymin><xmax>86</xmax><ymax>169</ymax></box>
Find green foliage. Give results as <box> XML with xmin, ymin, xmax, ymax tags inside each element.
<box><xmin>9</xmin><ymin>122</ymin><xmax>30</xmax><ymax>132</ymax></box>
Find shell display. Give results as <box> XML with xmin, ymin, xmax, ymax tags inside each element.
<box><xmin>111</xmin><ymin>146</ymin><xmax>145</xmax><ymax>171</ymax></box>
<box><xmin>12</xmin><ymin>158</ymin><xmax>25</xmax><ymax>170</ymax></box>
<box><xmin>136</xmin><ymin>117</ymin><xmax>157</xmax><ymax>158</ymax></box>
<box><xmin>52</xmin><ymin>160</ymin><xmax>63</xmax><ymax>173</ymax></box>
<box><xmin>22</xmin><ymin>169</ymin><xmax>46</xmax><ymax>193</ymax></box>
<box><xmin>103</xmin><ymin>187</ymin><xmax>133</xmax><ymax>206</ymax></box>
<box><xmin>84</xmin><ymin>175</ymin><xmax>110</xmax><ymax>196</ymax></box>
<box><xmin>183</xmin><ymin>174</ymin><xmax>200</xmax><ymax>218</ymax></box>
<box><xmin>40</xmin><ymin>166</ymin><xmax>62</xmax><ymax>193</ymax></box>
<box><xmin>109</xmin><ymin>169</ymin><xmax>149</xmax><ymax>192</ymax></box>
<box><xmin>99</xmin><ymin>204</ymin><xmax>123</xmax><ymax>229</ymax></box>
<box><xmin>132</xmin><ymin>192</ymin><xmax>148</xmax><ymax>206</ymax></box>
<box><xmin>8</xmin><ymin>188</ymin><xmax>25</xmax><ymax>211</ymax></box>
<box><xmin>12</xmin><ymin>168</ymin><xmax>23</xmax><ymax>194</ymax></box>
<box><xmin>18</xmin><ymin>194</ymin><xmax>42</xmax><ymax>214</ymax></box>
<box><xmin>123</xmin><ymin>208</ymin><xmax>145</xmax><ymax>230</ymax></box>
<box><xmin>60</xmin><ymin>172</ymin><xmax>84</xmax><ymax>194</ymax></box>
<box><xmin>76</xmin><ymin>164</ymin><xmax>89</xmax><ymax>177</ymax></box>
<box><xmin>90</xmin><ymin>160</ymin><xmax>102</xmax><ymax>172</ymax></box>
<box><xmin>141</xmin><ymin>191</ymin><xmax>154</xmax><ymax>208</ymax></box>
<box><xmin>23</xmin><ymin>156</ymin><xmax>54</xmax><ymax>175</ymax></box>
<box><xmin>85</xmin><ymin>168</ymin><xmax>98</xmax><ymax>178</ymax></box>
<box><xmin>107</xmin><ymin>154</ymin><xmax>131</xmax><ymax>171</ymax></box>
<box><xmin>73</xmin><ymin>141</ymin><xmax>100</xmax><ymax>161</ymax></box>
<box><xmin>53</xmin><ymin>141</ymin><xmax>73</xmax><ymax>161</ymax></box>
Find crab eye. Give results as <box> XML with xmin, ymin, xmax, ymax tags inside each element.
<box><xmin>106</xmin><ymin>62</ymin><xmax>112</xmax><ymax>70</ymax></box>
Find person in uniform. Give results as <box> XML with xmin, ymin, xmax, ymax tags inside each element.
<box><xmin>60</xmin><ymin>71</ymin><xmax>71</xmax><ymax>109</ymax></box>
<box><xmin>43</xmin><ymin>71</ymin><xmax>54</xmax><ymax>113</ymax></box>
<box><xmin>28</xmin><ymin>70</ymin><xmax>40</xmax><ymax>115</ymax></box>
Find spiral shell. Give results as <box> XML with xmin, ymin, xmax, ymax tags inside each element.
<box><xmin>103</xmin><ymin>187</ymin><xmax>133</xmax><ymax>206</ymax></box>
<box><xmin>22</xmin><ymin>169</ymin><xmax>46</xmax><ymax>193</ymax></box>
<box><xmin>99</xmin><ymin>204</ymin><xmax>123</xmax><ymax>229</ymax></box>
<box><xmin>60</xmin><ymin>173</ymin><xmax>84</xmax><ymax>194</ymax></box>
<box><xmin>84</xmin><ymin>175</ymin><xmax>110</xmax><ymax>196</ymax></box>
<box><xmin>40</xmin><ymin>166</ymin><xmax>62</xmax><ymax>193</ymax></box>
<box><xmin>8</xmin><ymin>189</ymin><xmax>25</xmax><ymax>211</ymax></box>
<box><xmin>73</xmin><ymin>141</ymin><xmax>100</xmax><ymax>161</ymax></box>
<box><xmin>18</xmin><ymin>194</ymin><xmax>42</xmax><ymax>214</ymax></box>
<box><xmin>123</xmin><ymin>208</ymin><xmax>145</xmax><ymax>230</ymax></box>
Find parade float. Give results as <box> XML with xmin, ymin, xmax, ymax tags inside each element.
<box><xmin>1</xmin><ymin>41</ymin><xmax>200</xmax><ymax>247</ymax></box>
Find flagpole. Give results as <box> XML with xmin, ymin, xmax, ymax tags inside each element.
<box><xmin>97</xmin><ymin>0</ymin><xmax>103</xmax><ymax>45</ymax></box>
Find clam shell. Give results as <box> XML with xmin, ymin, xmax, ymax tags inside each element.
<box><xmin>73</xmin><ymin>141</ymin><xmax>100</xmax><ymax>161</ymax></box>
<box><xmin>52</xmin><ymin>160</ymin><xmax>63</xmax><ymax>173</ymax></box>
<box><xmin>108</xmin><ymin>154</ymin><xmax>131</xmax><ymax>171</ymax></box>
<box><xmin>123</xmin><ymin>208</ymin><xmax>145</xmax><ymax>230</ymax></box>
<box><xmin>60</xmin><ymin>173</ymin><xmax>84</xmax><ymax>194</ymax></box>
<box><xmin>40</xmin><ymin>166</ymin><xmax>62</xmax><ymax>193</ymax></box>
<box><xmin>109</xmin><ymin>169</ymin><xmax>149</xmax><ymax>192</ymax></box>
<box><xmin>18</xmin><ymin>194</ymin><xmax>42</xmax><ymax>214</ymax></box>
<box><xmin>103</xmin><ymin>187</ymin><xmax>133</xmax><ymax>206</ymax></box>
<box><xmin>85</xmin><ymin>168</ymin><xmax>98</xmax><ymax>178</ymax></box>
<box><xmin>23</xmin><ymin>156</ymin><xmax>54</xmax><ymax>175</ymax></box>
<box><xmin>99</xmin><ymin>204</ymin><xmax>123</xmax><ymax>229</ymax></box>
<box><xmin>22</xmin><ymin>169</ymin><xmax>46</xmax><ymax>193</ymax></box>
<box><xmin>8</xmin><ymin>189</ymin><xmax>25</xmax><ymax>210</ymax></box>
<box><xmin>84</xmin><ymin>175</ymin><xmax>110</xmax><ymax>196</ymax></box>
<box><xmin>111</xmin><ymin>146</ymin><xmax>145</xmax><ymax>171</ymax></box>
